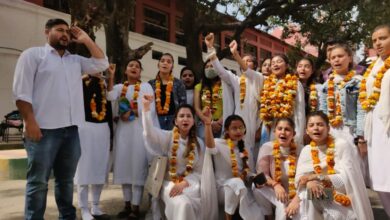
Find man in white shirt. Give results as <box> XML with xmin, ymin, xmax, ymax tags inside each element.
<box><xmin>12</xmin><ymin>18</ymin><xmax>108</xmax><ymax>220</ymax></box>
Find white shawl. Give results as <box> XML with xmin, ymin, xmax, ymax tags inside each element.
<box><xmin>364</xmin><ymin>57</ymin><xmax>390</xmax><ymax>145</ymax></box>
<box><xmin>295</xmin><ymin>138</ymin><xmax>374</xmax><ymax>220</ymax></box>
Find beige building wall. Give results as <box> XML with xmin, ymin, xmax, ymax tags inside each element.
<box><xmin>0</xmin><ymin>0</ymin><xmax>239</xmax><ymax>119</ymax></box>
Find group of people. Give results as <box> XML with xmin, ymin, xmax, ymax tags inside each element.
<box><xmin>12</xmin><ymin>17</ymin><xmax>390</xmax><ymax>220</ymax></box>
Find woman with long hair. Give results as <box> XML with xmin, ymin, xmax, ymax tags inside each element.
<box><xmin>107</xmin><ymin>59</ymin><xmax>159</xmax><ymax>219</ymax></box>
<box><xmin>253</xmin><ymin>117</ymin><xmax>301</xmax><ymax>220</ymax></box>
<box><xmin>205</xmin><ymin>33</ymin><xmax>263</xmax><ymax>170</ymax></box>
<box><xmin>149</xmin><ymin>53</ymin><xmax>187</xmax><ymax>130</ymax></box>
<box><xmin>142</xmin><ymin>96</ymin><xmax>204</xmax><ymax>220</ymax></box>
<box><xmin>259</xmin><ymin>54</ymin><xmax>306</xmax><ymax>146</ymax></box>
<box><xmin>319</xmin><ymin>43</ymin><xmax>365</xmax><ymax>143</ymax></box>
<box><xmin>203</xmin><ymin>111</ymin><xmax>265</xmax><ymax>220</ymax></box>
<box><xmin>180</xmin><ymin>66</ymin><xmax>196</xmax><ymax>106</ymax></box>
<box><xmin>295</xmin><ymin>111</ymin><xmax>373</xmax><ymax>220</ymax></box>
<box><xmin>194</xmin><ymin>60</ymin><xmax>224</xmax><ymax>139</ymax></box>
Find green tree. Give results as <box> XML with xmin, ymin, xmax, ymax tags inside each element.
<box><xmin>276</xmin><ymin>0</ymin><xmax>390</xmax><ymax>70</ymax></box>
<box><xmin>67</xmin><ymin>0</ymin><xmax>333</xmax><ymax>80</ymax></box>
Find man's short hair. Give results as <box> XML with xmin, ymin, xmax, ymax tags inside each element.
<box><xmin>45</xmin><ymin>18</ymin><xmax>69</xmax><ymax>29</ymax></box>
<box><xmin>373</xmin><ymin>24</ymin><xmax>390</xmax><ymax>34</ymax></box>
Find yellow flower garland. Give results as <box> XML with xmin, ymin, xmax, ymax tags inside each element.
<box><xmin>259</xmin><ymin>73</ymin><xmax>298</xmax><ymax>127</ymax></box>
<box><xmin>169</xmin><ymin>127</ymin><xmax>196</xmax><ymax>183</ymax></box>
<box><xmin>201</xmin><ymin>81</ymin><xmax>222</xmax><ymax>115</ymax></box>
<box><xmin>310</xmin><ymin>136</ymin><xmax>351</xmax><ymax>206</ymax></box>
<box><xmin>155</xmin><ymin>74</ymin><xmax>174</xmax><ymax>115</ymax></box>
<box><xmin>120</xmin><ymin>81</ymin><xmax>141</xmax><ymax>113</ymax></box>
<box><xmin>327</xmin><ymin>71</ymin><xmax>355</xmax><ymax>128</ymax></box>
<box><xmin>309</xmin><ymin>83</ymin><xmax>318</xmax><ymax>112</ymax></box>
<box><xmin>273</xmin><ymin>140</ymin><xmax>297</xmax><ymax>200</ymax></box>
<box><xmin>227</xmin><ymin>138</ymin><xmax>250</xmax><ymax>180</ymax></box>
<box><xmin>85</xmin><ymin>76</ymin><xmax>107</xmax><ymax>121</ymax></box>
<box><xmin>359</xmin><ymin>56</ymin><xmax>390</xmax><ymax>111</ymax></box>
<box><xmin>239</xmin><ymin>73</ymin><xmax>246</xmax><ymax>108</ymax></box>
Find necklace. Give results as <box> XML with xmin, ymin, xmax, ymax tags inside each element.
<box><xmin>84</xmin><ymin>76</ymin><xmax>107</xmax><ymax>121</ymax></box>
<box><xmin>155</xmin><ymin>74</ymin><xmax>174</xmax><ymax>115</ymax></box>
<box><xmin>201</xmin><ymin>81</ymin><xmax>222</xmax><ymax>115</ymax></box>
<box><xmin>310</xmin><ymin>136</ymin><xmax>351</xmax><ymax>206</ymax></box>
<box><xmin>239</xmin><ymin>73</ymin><xmax>246</xmax><ymax>108</ymax></box>
<box><xmin>226</xmin><ymin>138</ymin><xmax>250</xmax><ymax>180</ymax></box>
<box><xmin>273</xmin><ymin>140</ymin><xmax>297</xmax><ymax>200</ymax></box>
<box><xmin>327</xmin><ymin>71</ymin><xmax>354</xmax><ymax>127</ymax></box>
<box><xmin>309</xmin><ymin>83</ymin><xmax>318</xmax><ymax>112</ymax></box>
<box><xmin>169</xmin><ymin>127</ymin><xmax>196</xmax><ymax>183</ymax></box>
<box><xmin>359</xmin><ymin>56</ymin><xmax>390</xmax><ymax>111</ymax></box>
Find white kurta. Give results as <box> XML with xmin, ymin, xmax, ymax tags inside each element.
<box><xmin>364</xmin><ymin>57</ymin><xmax>390</xmax><ymax>192</ymax></box>
<box><xmin>205</xmin><ymin>139</ymin><xmax>265</xmax><ymax>220</ymax></box>
<box><xmin>142</xmin><ymin>110</ymin><xmax>204</xmax><ymax>220</ymax></box>
<box><xmin>212</xmin><ymin>59</ymin><xmax>264</xmax><ymax>171</ymax></box>
<box><xmin>107</xmin><ymin>82</ymin><xmax>159</xmax><ymax>185</ymax></box>
<box><xmin>74</xmin><ymin>122</ymin><xmax>110</xmax><ymax>185</ymax></box>
<box><xmin>253</xmin><ymin>142</ymin><xmax>301</xmax><ymax>220</ymax></box>
<box><xmin>295</xmin><ymin>138</ymin><xmax>374</xmax><ymax>220</ymax></box>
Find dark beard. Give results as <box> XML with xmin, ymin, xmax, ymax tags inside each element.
<box><xmin>51</xmin><ymin>42</ymin><xmax>68</xmax><ymax>51</ymax></box>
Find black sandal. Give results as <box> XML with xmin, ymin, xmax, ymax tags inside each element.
<box><xmin>117</xmin><ymin>206</ymin><xmax>131</xmax><ymax>219</ymax></box>
<box><xmin>127</xmin><ymin>210</ymin><xmax>140</xmax><ymax>220</ymax></box>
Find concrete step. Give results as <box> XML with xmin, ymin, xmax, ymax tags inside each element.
<box><xmin>0</xmin><ymin>149</ymin><xmax>27</xmax><ymax>180</ymax></box>
<box><xmin>0</xmin><ymin>140</ymin><xmax>23</xmax><ymax>150</ymax></box>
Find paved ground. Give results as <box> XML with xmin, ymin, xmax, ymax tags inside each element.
<box><xmin>0</xmin><ymin>175</ymin><xmax>389</xmax><ymax>220</ymax></box>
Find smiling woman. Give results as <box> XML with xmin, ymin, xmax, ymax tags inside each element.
<box><xmin>142</xmin><ymin>96</ymin><xmax>205</xmax><ymax>220</ymax></box>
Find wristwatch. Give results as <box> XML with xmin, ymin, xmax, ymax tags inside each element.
<box><xmin>317</xmin><ymin>174</ymin><xmax>325</xmax><ymax>181</ymax></box>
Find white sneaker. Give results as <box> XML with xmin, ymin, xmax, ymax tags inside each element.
<box><xmin>81</xmin><ymin>208</ymin><xmax>94</xmax><ymax>220</ymax></box>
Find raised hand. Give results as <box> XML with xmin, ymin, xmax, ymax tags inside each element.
<box><xmin>70</xmin><ymin>26</ymin><xmax>92</xmax><ymax>44</ymax></box>
<box><xmin>142</xmin><ymin>94</ymin><xmax>154</xmax><ymax>112</ymax></box>
<box><xmin>201</xmin><ymin>107</ymin><xmax>212</xmax><ymax>125</ymax></box>
<box><xmin>205</xmin><ymin>33</ymin><xmax>215</xmax><ymax>49</ymax></box>
<box><xmin>107</xmin><ymin>63</ymin><xmax>116</xmax><ymax>79</ymax></box>
<box><xmin>229</xmin><ymin>40</ymin><xmax>238</xmax><ymax>55</ymax></box>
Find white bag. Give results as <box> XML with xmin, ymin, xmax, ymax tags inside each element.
<box><xmin>145</xmin><ymin>156</ymin><xmax>168</xmax><ymax>198</ymax></box>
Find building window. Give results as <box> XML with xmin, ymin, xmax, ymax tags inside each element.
<box><xmin>43</xmin><ymin>0</ymin><xmax>69</xmax><ymax>14</ymax></box>
<box><xmin>152</xmin><ymin>50</ymin><xmax>163</xmax><ymax>60</ymax></box>
<box><xmin>260</xmin><ymin>48</ymin><xmax>272</xmax><ymax>61</ymax></box>
<box><xmin>176</xmin><ymin>17</ymin><xmax>185</xmax><ymax>46</ymax></box>
<box><xmin>243</xmin><ymin>43</ymin><xmax>257</xmax><ymax>58</ymax></box>
<box><xmin>178</xmin><ymin>57</ymin><xmax>187</xmax><ymax>66</ymax></box>
<box><xmin>143</xmin><ymin>7</ymin><xmax>169</xmax><ymax>42</ymax></box>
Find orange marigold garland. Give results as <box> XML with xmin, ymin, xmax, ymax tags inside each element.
<box><xmin>327</xmin><ymin>71</ymin><xmax>354</xmax><ymax>128</ymax></box>
<box><xmin>273</xmin><ymin>140</ymin><xmax>297</xmax><ymax>200</ymax></box>
<box><xmin>169</xmin><ymin>127</ymin><xmax>196</xmax><ymax>183</ymax></box>
<box><xmin>359</xmin><ymin>56</ymin><xmax>390</xmax><ymax>111</ymax></box>
<box><xmin>85</xmin><ymin>76</ymin><xmax>107</xmax><ymax>121</ymax></box>
<box><xmin>310</xmin><ymin>136</ymin><xmax>351</xmax><ymax>206</ymax></box>
<box><xmin>155</xmin><ymin>74</ymin><xmax>174</xmax><ymax>115</ymax></box>
<box><xmin>201</xmin><ymin>81</ymin><xmax>222</xmax><ymax>115</ymax></box>
<box><xmin>227</xmin><ymin>138</ymin><xmax>250</xmax><ymax>180</ymax></box>
<box><xmin>259</xmin><ymin>73</ymin><xmax>298</xmax><ymax>127</ymax></box>
<box><xmin>309</xmin><ymin>84</ymin><xmax>318</xmax><ymax>112</ymax></box>
<box><xmin>239</xmin><ymin>73</ymin><xmax>246</xmax><ymax>108</ymax></box>
<box><xmin>119</xmin><ymin>81</ymin><xmax>140</xmax><ymax>114</ymax></box>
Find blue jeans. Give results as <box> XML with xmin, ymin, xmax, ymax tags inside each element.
<box><xmin>24</xmin><ymin>126</ymin><xmax>81</xmax><ymax>220</ymax></box>
<box><xmin>158</xmin><ymin>115</ymin><xmax>175</xmax><ymax>130</ymax></box>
